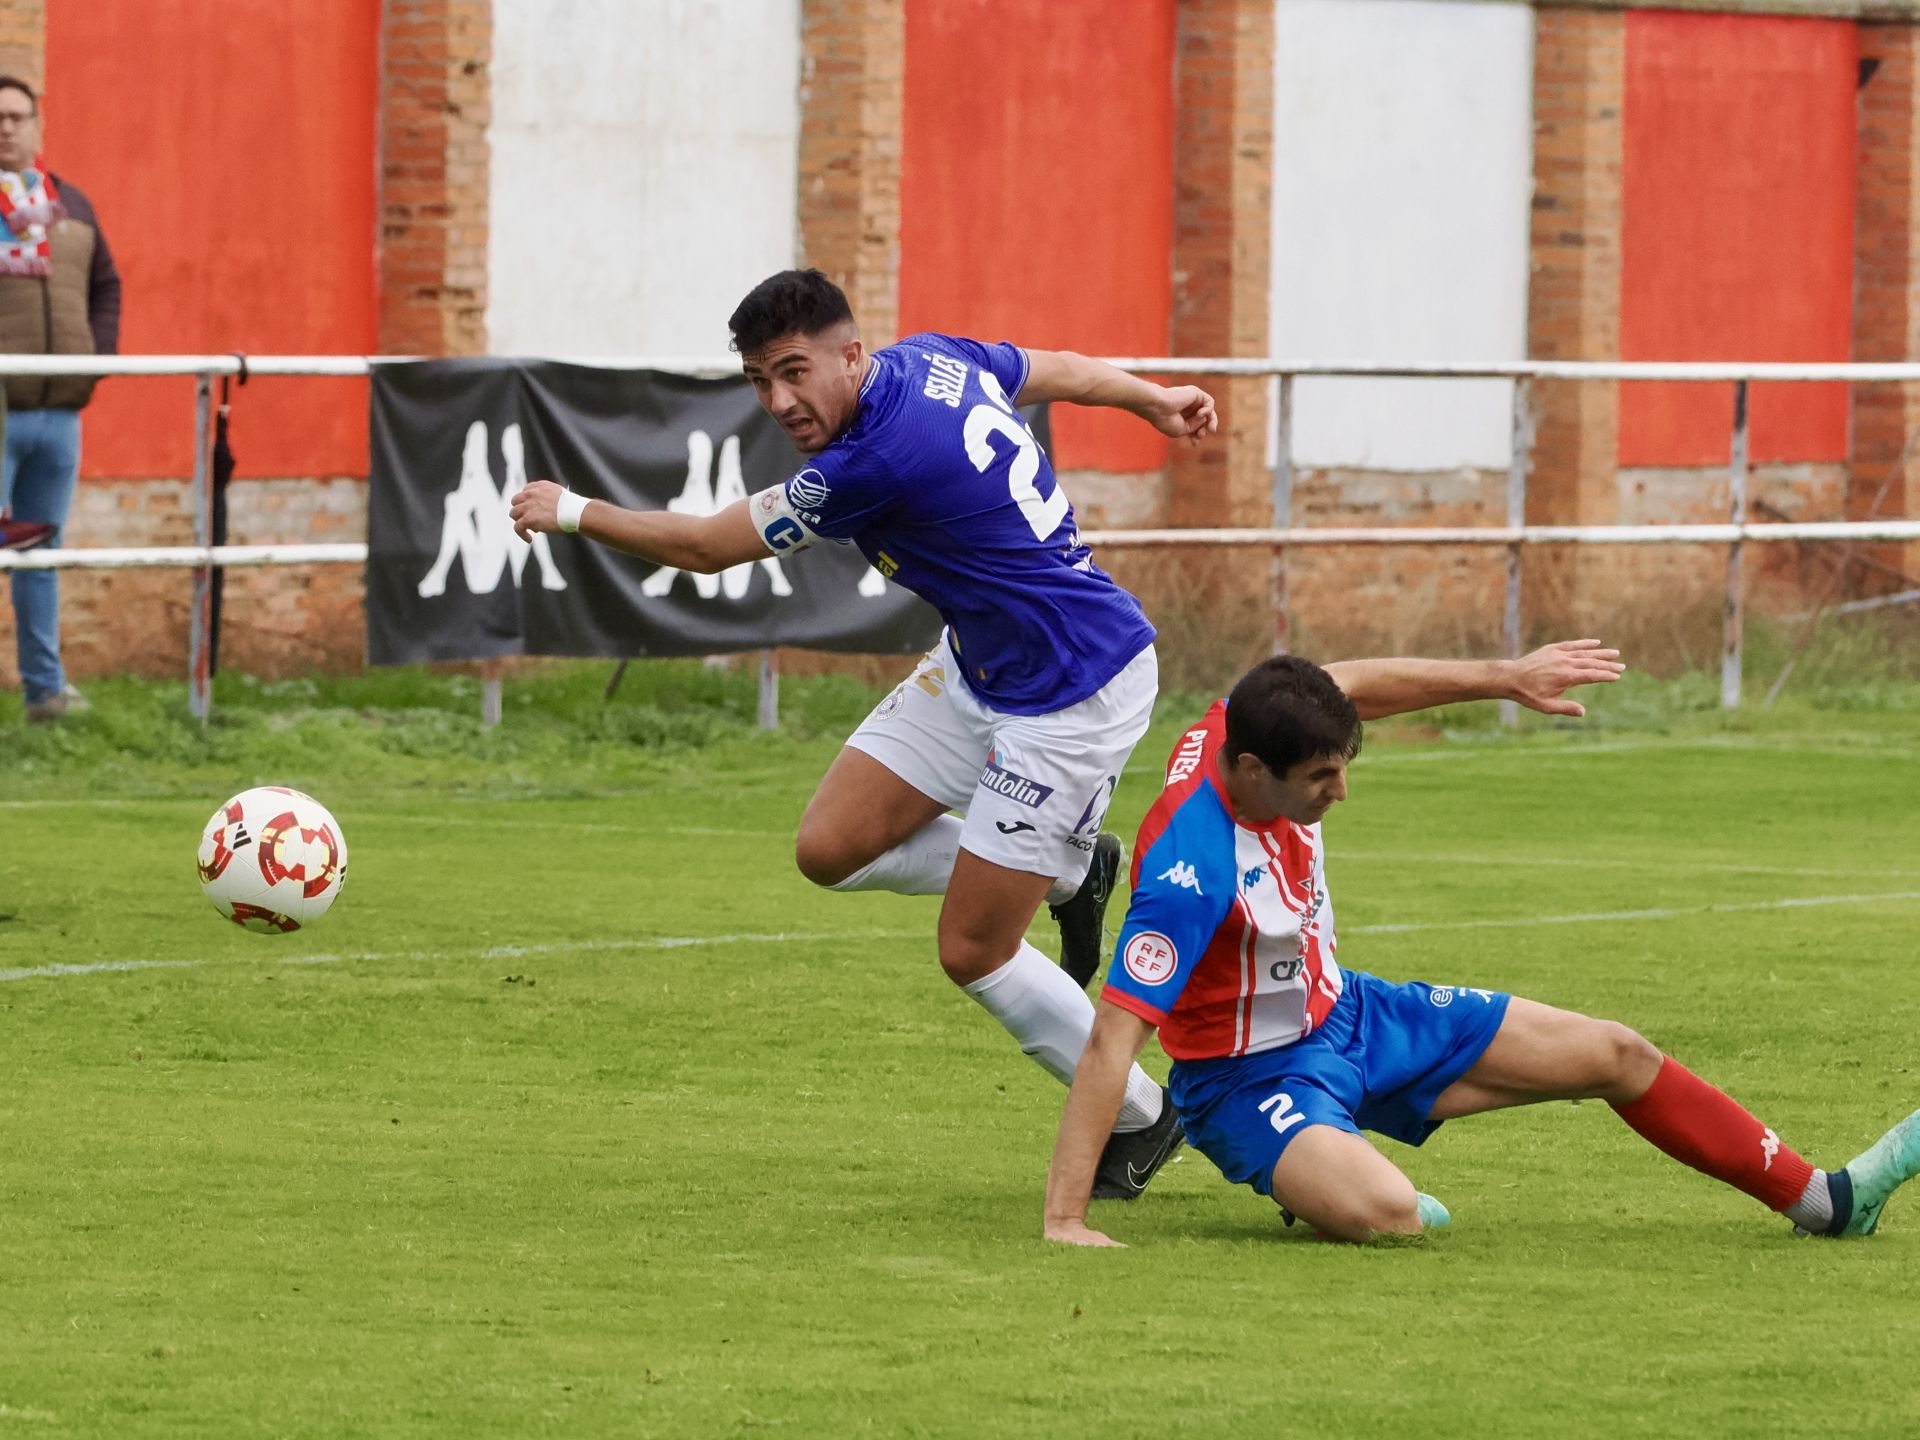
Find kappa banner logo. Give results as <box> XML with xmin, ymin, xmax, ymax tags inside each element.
<box><xmin>1122</xmin><ymin>932</ymin><xmax>1178</xmax><ymax>987</ymax></box>
<box><xmin>643</xmin><ymin>430</ymin><xmax>795</xmax><ymax>602</ymax></box>
<box><xmin>642</xmin><ymin>440</ymin><xmax>887</xmax><ymax>601</ymax></box>
<box><xmin>1157</xmin><ymin>861</ymin><xmax>1203</xmax><ymax>895</ymax></box>
<box><xmin>418</xmin><ymin>421</ymin><xmax>568</xmax><ymax>599</ymax></box>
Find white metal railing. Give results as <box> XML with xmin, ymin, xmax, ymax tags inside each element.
<box><xmin>2</xmin><ymin>354</ymin><xmax>1916</xmax><ymax>723</ymax></box>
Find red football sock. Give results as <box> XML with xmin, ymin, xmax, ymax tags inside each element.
<box><xmin>1611</xmin><ymin>1056</ymin><xmax>1813</xmax><ymax>1211</ymax></box>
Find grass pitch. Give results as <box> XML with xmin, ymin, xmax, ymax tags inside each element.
<box><xmin>2</xmin><ymin>663</ymin><xmax>1917</xmax><ymax>1438</ymax></box>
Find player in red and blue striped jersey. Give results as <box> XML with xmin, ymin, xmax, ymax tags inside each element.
<box><xmin>1045</xmin><ymin>645</ymin><xmax>1920</xmax><ymax>1245</ymax></box>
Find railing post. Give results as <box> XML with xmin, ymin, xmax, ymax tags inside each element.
<box><xmin>758</xmin><ymin>649</ymin><xmax>779</xmax><ymax>730</ymax></box>
<box><xmin>480</xmin><ymin>657</ymin><xmax>502</xmax><ymax>728</ymax></box>
<box><xmin>186</xmin><ymin>372</ymin><xmax>214</xmax><ymax>723</ymax></box>
<box><xmin>1271</xmin><ymin>373</ymin><xmax>1294</xmax><ymax>655</ymax></box>
<box><xmin>1501</xmin><ymin>377</ymin><xmax>1534</xmax><ymax>727</ymax></box>
<box><xmin>1722</xmin><ymin>380</ymin><xmax>1750</xmax><ymax>709</ymax></box>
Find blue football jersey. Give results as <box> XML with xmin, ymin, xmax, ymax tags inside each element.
<box><xmin>748</xmin><ymin>332</ymin><xmax>1156</xmax><ymax>715</ymax></box>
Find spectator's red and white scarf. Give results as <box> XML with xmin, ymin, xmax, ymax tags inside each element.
<box><xmin>0</xmin><ymin>162</ymin><xmax>63</xmax><ymax>277</ymax></box>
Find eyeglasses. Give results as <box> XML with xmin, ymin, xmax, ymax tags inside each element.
<box><xmin>0</xmin><ymin>112</ymin><xmax>36</xmax><ymax>126</ymax></box>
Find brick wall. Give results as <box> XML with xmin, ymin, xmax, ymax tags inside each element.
<box><xmin>1853</xmin><ymin>24</ymin><xmax>1920</xmax><ymax>589</ymax></box>
<box><xmin>9</xmin><ymin>2</ymin><xmax>1919</xmax><ymax>699</ymax></box>
<box><xmin>0</xmin><ymin>474</ymin><xmax>369</xmax><ymax>691</ymax></box>
<box><xmin>1526</xmin><ymin>6</ymin><xmax>1627</xmax><ymax>636</ymax></box>
<box><xmin>0</xmin><ymin>0</ymin><xmax>39</xmax><ymax>85</ymax></box>
<box><xmin>0</xmin><ymin>3</ymin><xmax>490</xmax><ymax>695</ymax></box>
<box><xmin>380</xmin><ymin>0</ymin><xmax>492</xmax><ymax>358</ymax></box>
<box><xmin>1136</xmin><ymin>0</ymin><xmax>1276</xmax><ymax>689</ymax></box>
<box><xmin>797</xmin><ymin>0</ymin><xmax>903</xmax><ymax>346</ymax></box>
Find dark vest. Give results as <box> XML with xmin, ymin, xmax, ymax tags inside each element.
<box><xmin>0</xmin><ymin>213</ymin><xmax>101</xmax><ymax>410</ymax></box>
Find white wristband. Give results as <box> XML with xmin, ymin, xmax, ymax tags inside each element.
<box><xmin>555</xmin><ymin>490</ymin><xmax>590</xmax><ymax>534</ymax></box>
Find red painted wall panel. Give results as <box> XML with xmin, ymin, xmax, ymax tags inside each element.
<box><xmin>899</xmin><ymin>0</ymin><xmax>1175</xmax><ymax>473</ymax></box>
<box><xmin>1619</xmin><ymin>12</ymin><xmax>1856</xmax><ymax>467</ymax></box>
<box><xmin>46</xmin><ymin>0</ymin><xmax>379</xmax><ymax>479</ymax></box>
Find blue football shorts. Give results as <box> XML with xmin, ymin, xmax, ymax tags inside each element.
<box><xmin>1168</xmin><ymin>970</ymin><xmax>1511</xmax><ymax>1197</ymax></box>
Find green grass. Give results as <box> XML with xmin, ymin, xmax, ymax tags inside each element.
<box><xmin>2</xmin><ymin>663</ymin><xmax>1918</xmax><ymax>1437</ymax></box>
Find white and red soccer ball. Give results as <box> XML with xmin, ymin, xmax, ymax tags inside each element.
<box><xmin>196</xmin><ymin>786</ymin><xmax>348</xmax><ymax>933</ymax></box>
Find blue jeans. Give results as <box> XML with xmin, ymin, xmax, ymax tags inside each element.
<box><xmin>4</xmin><ymin>409</ymin><xmax>82</xmax><ymax>703</ymax></box>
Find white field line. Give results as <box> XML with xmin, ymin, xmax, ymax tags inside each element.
<box><xmin>1336</xmin><ymin>850</ymin><xmax>1920</xmax><ymax>881</ymax></box>
<box><xmin>0</xmin><ymin>929</ymin><xmax>928</xmax><ymax>986</ymax></box>
<box><xmin>0</xmin><ymin>958</ymin><xmax>200</xmax><ymax>983</ymax></box>
<box><xmin>0</xmin><ymin>797</ymin><xmax>765</xmax><ymax>838</ymax></box>
<box><xmin>1124</xmin><ymin>735</ymin><xmax>1920</xmax><ymax>776</ymax></box>
<box><xmin>1346</xmin><ymin>889</ymin><xmax>1920</xmax><ymax>937</ymax></box>
<box><xmin>8</xmin><ymin>890</ymin><xmax>1920</xmax><ymax>986</ymax></box>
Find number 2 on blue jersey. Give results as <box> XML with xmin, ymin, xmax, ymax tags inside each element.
<box><xmin>964</xmin><ymin>371</ymin><xmax>1068</xmax><ymax>542</ymax></box>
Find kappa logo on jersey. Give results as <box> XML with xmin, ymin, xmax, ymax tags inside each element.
<box><xmin>1158</xmin><ymin>861</ymin><xmax>1203</xmax><ymax>894</ymax></box>
<box><xmin>787</xmin><ymin>468</ymin><xmax>831</xmax><ymax>521</ymax></box>
<box><xmin>979</xmin><ymin>760</ymin><xmax>1053</xmax><ymax>808</ymax></box>
<box><xmin>1167</xmin><ymin>727</ymin><xmax>1209</xmax><ymax>786</ymax></box>
<box><xmin>1243</xmin><ymin>865</ymin><xmax>1266</xmax><ymax>891</ymax></box>
<box><xmin>1122</xmin><ymin>932</ymin><xmax>1178</xmax><ymax>986</ymax></box>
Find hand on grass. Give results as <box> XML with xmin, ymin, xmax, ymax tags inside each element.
<box><xmin>1044</xmin><ymin>1218</ymin><xmax>1126</xmax><ymax>1248</ymax></box>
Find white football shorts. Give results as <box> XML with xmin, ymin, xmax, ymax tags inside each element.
<box><xmin>846</xmin><ymin>634</ymin><xmax>1158</xmax><ymax>883</ymax></box>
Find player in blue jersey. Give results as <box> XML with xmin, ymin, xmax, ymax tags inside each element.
<box><xmin>1044</xmin><ymin>646</ymin><xmax>1920</xmax><ymax>1246</ymax></box>
<box><xmin>511</xmin><ymin>268</ymin><xmax>1215</xmax><ymax>1196</ymax></box>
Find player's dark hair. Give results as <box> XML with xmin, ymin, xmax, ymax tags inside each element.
<box><xmin>1222</xmin><ymin>655</ymin><xmax>1362</xmax><ymax>777</ymax></box>
<box><xmin>0</xmin><ymin>75</ymin><xmax>36</xmax><ymax>112</ymax></box>
<box><xmin>728</xmin><ymin>268</ymin><xmax>855</xmax><ymax>354</ymax></box>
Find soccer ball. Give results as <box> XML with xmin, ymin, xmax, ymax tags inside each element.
<box><xmin>196</xmin><ymin>786</ymin><xmax>349</xmax><ymax>933</ymax></box>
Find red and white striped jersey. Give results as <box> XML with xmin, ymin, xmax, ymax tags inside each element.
<box><xmin>1101</xmin><ymin>700</ymin><xmax>1343</xmax><ymax>1060</ymax></box>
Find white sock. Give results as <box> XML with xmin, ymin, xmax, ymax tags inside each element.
<box><xmin>1783</xmin><ymin>1168</ymin><xmax>1835</xmax><ymax>1232</ymax></box>
<box><xmin>961</xmin><ymin>941</ymin><xmax>1165</xmax><ymax>1131</ymax></box>
<box><xmin>830</xmin><ymin>814</ymin><xmax>962</xmax><ymax>896</ymax></box>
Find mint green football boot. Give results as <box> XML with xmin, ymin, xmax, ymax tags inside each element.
<box><xmin>1415</xmin><ymin>1192</ymin><xmax>1452</xmax><ymax>1230</ymax></box>
<box><xmin>1829</xmin><ymin>1106</ymin><xmax>1920</xmax><ymax>1237</ymax></box>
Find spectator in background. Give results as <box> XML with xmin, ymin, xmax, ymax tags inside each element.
<box><xmin>0</xmin><ymin>74</ymin><xmax>120</xmax><ymax>722</ymax></box>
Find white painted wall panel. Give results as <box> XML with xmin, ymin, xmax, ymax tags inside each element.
<box><xmin>1271</xmin><ymin>0</ymin><xmax>1532</xmax><ymax>470</ymax></box>
<box><xmin>486</xmin><ymin>0</ymin><xmax>801</xmax><ymax>356</ymax></box>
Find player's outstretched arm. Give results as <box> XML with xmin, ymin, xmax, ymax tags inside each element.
<box><xmin>509</xmin><ymin>481</ymin><xmax>773</xmax><ymax>574</ymax></box>
<box><xmin>1323</xmin><ymin>639</ymin><xmax>1626</xmax><ymax>721</ymax></box>
<box><xmin>1044</xmin><ymin>1001</ymin><xmax>1159</xmax><ymax>1248</ymax></box>
<box><xmin>1020</xmin><ymin>349</ymin><xmax>1218</xmax><ymax>444</ymax></box>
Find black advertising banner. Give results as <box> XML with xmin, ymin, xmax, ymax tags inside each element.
<box><xmin>365</xmin><ymin>359</ymin><xmax>949</xmax><ymax>665</ymax></box>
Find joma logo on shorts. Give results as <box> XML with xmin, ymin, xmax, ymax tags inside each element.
<box><xmin>979</xmin><ymin>761</ymin><xmax>1054</xmax><ymax>808</ymax></box>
